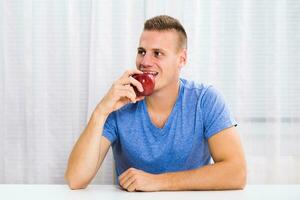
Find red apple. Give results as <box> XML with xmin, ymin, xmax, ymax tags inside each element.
<box><xmin>132</xmin><ymin>73</ymin><xmax>155</xmax><ymax>96</ymax></box>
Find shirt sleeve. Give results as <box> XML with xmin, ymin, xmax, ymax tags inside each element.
<box><xmin>201</xmin><ymin>86</ymin><xmax>237</xmax><ymax>139</ymax></box>
<box><xmin>102</xmin><ymin>111</ymin><xmax>118</xmax><ymax>143</ymax></box>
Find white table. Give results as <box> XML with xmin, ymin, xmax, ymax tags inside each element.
<box><xmin>0</xmin><ymin>185</ymin><xmax>299</xmax><ymax>200</ymax></box>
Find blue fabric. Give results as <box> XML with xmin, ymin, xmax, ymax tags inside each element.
<box><xmin>103</xmin><ymin>78</ymin><xmax>237</xmax><ymax>180</ymax></box>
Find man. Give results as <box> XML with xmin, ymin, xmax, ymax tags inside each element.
<box><xmin>65</xmin><ymin>15</ymin><xmax>247</xmax><ymax>192</ymax></box>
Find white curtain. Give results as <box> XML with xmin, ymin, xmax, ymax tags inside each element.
<box><xmin>0</xmin><ymin>0</ymin><xmax>299</xmax><ymax>184</ymax></box>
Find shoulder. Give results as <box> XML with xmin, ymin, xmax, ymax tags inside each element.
<box><xmin>179</xmin><ymin>78</ymin><xmax>225</xmax><ymax>110</ymax></box>
<box><xmin>180</xmin><ymin>78</ymin><xmax>213</xmax><ymax>98</ymax></box>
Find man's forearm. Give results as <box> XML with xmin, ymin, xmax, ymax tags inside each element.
<box><xmin>65</xmin><ymin>110</ymin><xmax>108</xmax><ymax>188</ymax></box>
<box><xmin>158</xmin><ymin>160</ymin><xmax>247</xmax><ymax>191</ymax></box>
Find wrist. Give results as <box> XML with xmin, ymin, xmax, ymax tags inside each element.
<box><xmin>157</xmin><ymin>173</ymin><xmax>172</xmax><ymax>191</ymax></box>
<box><xmin>93</xmin><ymin>103</ymin><xmax>110</xmax><ymax>117</ymax></box>
<box><xmin>91</xmin><ymin>108</ymin><xmax>109</xmax><ymax>124</ymax></box>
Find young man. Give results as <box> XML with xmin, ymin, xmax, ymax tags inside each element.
<box><xmin>65</xmin><ymin>15</ymin><xmax>247</xmax><ymax>192</ymax></box>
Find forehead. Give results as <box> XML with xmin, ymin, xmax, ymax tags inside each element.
<box><xmin>139</xmin><ymin>30</ymin><xmax>178</xmax><ymax>51</ymax></box>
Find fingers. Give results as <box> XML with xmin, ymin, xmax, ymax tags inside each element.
<box><xmin>116</xmin><ymin>85</ymin><xmax>136</xmax><ymax>103</ymax></box>
<box><xmin>118</xmin><ymin>77</ymin><xmax>143</xmax><ymax>93</ymax></box>
<box><xmin>126</xmin><ymin>180</ymin><xmax>136</xmax><ymax>192</ymax></box>
<box><xmin>122</xmin><ymin>174</ymin><xmax>136</xmax><ymax>191</ymax></box>
<box><xmin>122</xmin><ymin>85</ymin><xmax>137</xmax><ymax>103</ymax></box>
<box><xmin>116</xmin><ymin>86</ymin><xmax>144</xmax><ymax>104</ymax></box>
<box><xmin>122</xmin><ymin>69</ymin><xmax>143</xmax><ymax>77</ymax></box>
<box><xmin>119</xmin><ymin>168</ymin><xmax>137</xmax><ymax>192</ymax></box>
<box><xmin>119</xmin><ymin>168</ymin><xmax>132</xmax><ymax>182</ymax></box>
<box><xmin>100</xmin><ymin>69</ymin><xmax>144</xmax><ymax>114</ymax></box>
<box><xmin>117</xmin><ymin>70</ymin><xmax>144</xmax><ymax>92</ymax></box>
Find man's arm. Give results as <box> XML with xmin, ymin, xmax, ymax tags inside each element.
<box><xmin>65</xmin><ymin>69</ymin><xmax>144</xmax><ymax>190</ymax></box>
<box><xmin>119</xmin><ymin>126</ymin><xmax>247</xmax><ymax>191</ymax></box>
<box><xmin>64</xmin><ymin>111</ymin><xmax>111</xmax><ymax>189</ymax></box>
<box><xmin>159</xmin><ymin>126</ymin><xmax>246</xmax><ymax>190</ymax></box>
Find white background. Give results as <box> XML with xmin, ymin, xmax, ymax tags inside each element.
<box><xmin>0</xmin><ymin>0</ymin><xmax>299</xmax><ymax>184</ymax></box>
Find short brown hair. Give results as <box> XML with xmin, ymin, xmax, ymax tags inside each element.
<box><xmin>144</xmin><ymin>15</ymin><xmax>187</xmax><ymax>50</ymax></box>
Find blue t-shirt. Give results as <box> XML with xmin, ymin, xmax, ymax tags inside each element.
<box><xmin>103</xmin><ymin>78</ymin><xmax>237</xmax><ymax>179</ymax></box>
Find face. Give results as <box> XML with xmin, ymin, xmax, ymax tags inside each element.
<box><xmin>136</xmin><ymin>30</ymin><xmax>187</xmax><ymax>94</ymax></box>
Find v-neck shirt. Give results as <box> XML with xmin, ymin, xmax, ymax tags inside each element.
<box><xmin>103</xmin><ymin>78</ymin><xmax>237</xmax><ymax>179</ymax></box>
<box><xmin>142</xmin><ymin>84</ymin><xmax>182</xmax><ymax>133</ymax></box>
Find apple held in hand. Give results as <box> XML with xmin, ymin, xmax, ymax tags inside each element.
<box><xmin>132</xmin><ymin>73</ymin><xmax>155</xmax><ymax>96</ymax></box>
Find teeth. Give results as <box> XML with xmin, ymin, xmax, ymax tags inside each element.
<box><xmin>144</xmin><ymin>71</ymin><xmax>158</xmax><ymax>75</ymax></box>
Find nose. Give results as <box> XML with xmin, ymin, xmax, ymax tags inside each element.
<box><xmin>140</xmin><ymin>53</ymin><xmax>154</xmax><ymax>69</ymax></box>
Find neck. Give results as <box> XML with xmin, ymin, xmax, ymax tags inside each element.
<box><xmin>145</xmin><ymin>79</ymin><xmax>180</xmax><ymax>113</ymax></box>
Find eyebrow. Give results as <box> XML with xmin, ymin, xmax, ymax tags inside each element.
<box><xmin>137</xmin><ymin>47</ymin><xmax>145</xmax><ymax>51</ymax></box>
<box><xmin>137</xmin><ymin>47</ymin><xmax>166</xmax><ymax>52</ymax></box>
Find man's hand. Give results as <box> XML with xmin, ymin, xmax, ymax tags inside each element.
<box><xmin>96</xmin><ymin>69</ymin><xmax>145</xmax><ymax>116</ymax></box>
<box><xmin>118</xmin><ymin>168</ymin><xmax>163</xmax><ymax>192</ymax></box>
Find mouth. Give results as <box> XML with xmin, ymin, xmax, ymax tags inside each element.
<box><xmin>142</xmin><ymin>71</ymin><xmax>159</xmax><ymax>77</ymax></box>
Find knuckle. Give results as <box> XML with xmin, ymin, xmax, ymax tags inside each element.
<box><xmin>132</xmin><ymin>174</ymin><xmax>137</xmax><ymax>180</ymax></box>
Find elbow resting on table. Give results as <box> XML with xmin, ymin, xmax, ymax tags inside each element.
<box><xmin>213</xmin><ymin>160</ymin><xmax>247</xmax><ymax>190</ymax></box>
<box><xmin>64</xmin><ymin>173</ymin><xmax>88</xmax><ymax>190</ymax></box>
<box><xmin>232</xmin><ymin>164</ymin><xmax>247</xmax><ymax>190</ymax></box>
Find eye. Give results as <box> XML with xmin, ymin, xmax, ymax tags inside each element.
<box><xmin>137</xmin><ymin>49</ymin><xmax>146</xmax><ymax>56</ymax></box>
<box><xmin>154</xmin><ymin>51</ymin><xmax>162</xmax><ymax>57</ymax></box>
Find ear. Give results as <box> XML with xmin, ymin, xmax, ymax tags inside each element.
<box><xmin>178</xmin><ymin>48</ymin><xmax>187</xmax><ymax>67</ymax></box>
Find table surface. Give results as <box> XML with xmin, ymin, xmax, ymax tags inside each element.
<box><xmin>0</xmin><ymin>184</ymin><xmax>299</xmax><ymax>200</ymax></box>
